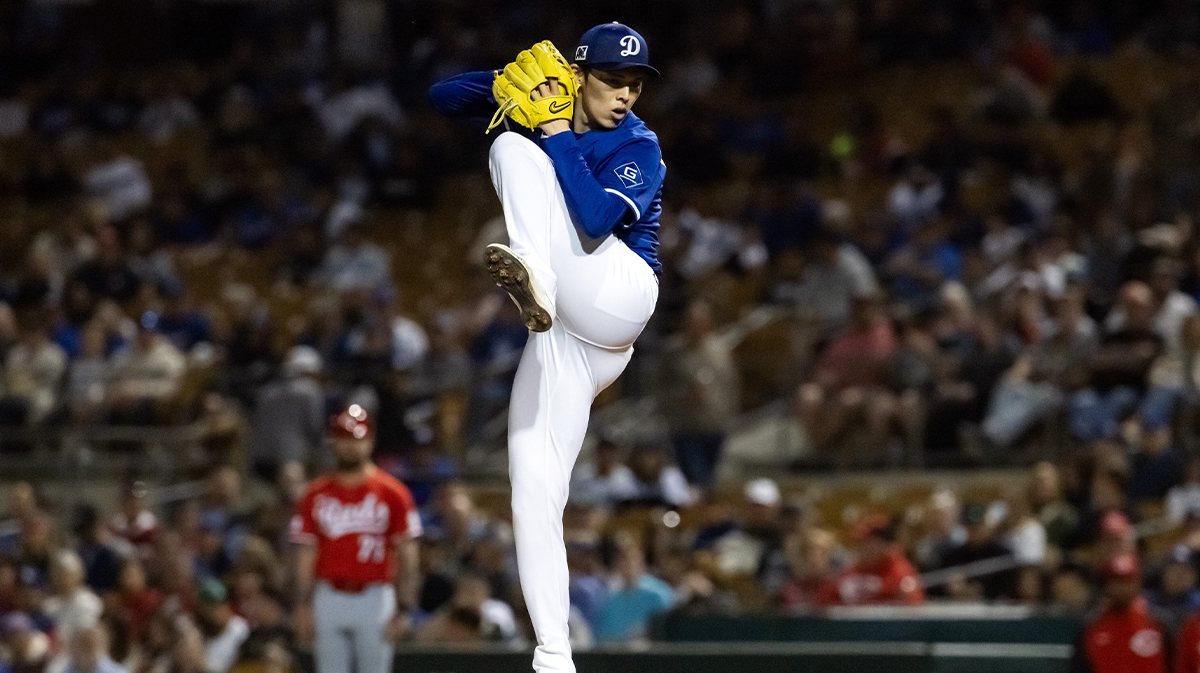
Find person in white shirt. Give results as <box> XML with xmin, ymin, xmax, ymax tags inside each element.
<box><xmin>623</xmin><ymin>444</ymin><xmax>693</xmax><ymax>508</ymax></box>
<box><xmin>315</xmin><ymin>223</ymin><xmax>392</xmax><ymax>292</ymax></box>
<box><xmin>569</xmin><ymin>439</ymin><xmax>637</xmax><ymax>509</ymax></box>
<box><xmin>195</xmin><ymin>579</ymin><xmax>249</xmax><ymax>673</ymax></box>
<box><xmin>0</xmin><ymin>317</ymin><xmax>67</xmax><ymax>424</ymax></box>
<box><xmin>1106</xmin><ymin>256</ymin><xmax>1197</xmax><ymax>351</ymax></box>
<box><xmin>53</xmin><ymin>625</ymin><xmax>128</xmax><ymax>673</ymax></box>
<box><xmin>105</xmin><ymin>312</ymin><xmax>187</xmax><ymax>423</ymax></box>
<box><xmin>43</xmin><ymin>551</ymin><xmax>103</xmax><ymax>652</ymax></box>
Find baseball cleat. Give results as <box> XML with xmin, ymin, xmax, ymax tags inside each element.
<box><xmin>484</xmin><ymin>244</ymin><xmax>554</xmax><ymax>332</ymax></box>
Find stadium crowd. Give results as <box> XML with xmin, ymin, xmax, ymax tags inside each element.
<box><xmin>4</xmin><ymin>0</ymin><xmax>1200</xmax><ymax>670</ymax></box>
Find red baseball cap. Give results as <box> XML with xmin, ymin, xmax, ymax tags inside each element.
<box><xmin>329</xmin><ymin>404</ymin><xmax>374</xmax><ymax>440</ymax></box>
<box><xmin>1103</xmin><ymin>553</ymin><xmax>1141</xmax><ymax>580</ymax></box>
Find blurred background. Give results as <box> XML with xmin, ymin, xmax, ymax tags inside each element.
<box><xmin>2</xmin><ymin>0</ymin><xmax>1200</xmax><ymax>671</ymax></box>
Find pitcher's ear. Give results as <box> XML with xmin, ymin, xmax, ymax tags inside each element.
<box><xmin>571</xmin><ymin>64</ymin><xmax>585</xmax><ymax>89</ymax></box>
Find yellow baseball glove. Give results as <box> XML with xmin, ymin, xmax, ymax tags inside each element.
<box><xmin>486</xmin><ymin>41</ymin><xmax>578</xmax><ymax>133</ymax></box>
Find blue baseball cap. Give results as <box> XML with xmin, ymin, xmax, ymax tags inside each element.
<box><xmin>574</xmin><ymin>22</ymin><xmax>659</xmax><ymax>75</ymax></box>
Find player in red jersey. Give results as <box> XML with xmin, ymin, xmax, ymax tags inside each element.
<box><xmin>290</xmin><ymin>404</ymin><xmax>421</xmax><ymax>673</ymax></box>
<box><xmin>1071</xmin><ymin>554</ymin><xmax>1170</xmax><ymax>673</ymax></box>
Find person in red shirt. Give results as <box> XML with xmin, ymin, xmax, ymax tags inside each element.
<box><xmin>819</xmin><ymin>515</ymin><xmax>924</xmax><ymax>606</ymax></box>
<box><xmin>797</xmin><ymin>292</ymin><xmax>914</xmax><ymax>463</ymax></box>
<box><xmin>291</xmin><ymin>404</ymin><xmax>422</xmax><ymax>673</ymax></box>
<box><xmin>1070</xmin><ymin>554</ymin><xmax>1171</xmax><ymax>673</ymax></box>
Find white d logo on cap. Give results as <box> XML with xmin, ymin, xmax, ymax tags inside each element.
<box><xmin>619</xmin><ymin>35</ymin><xmax>641</xmax><ymax>57</ymax></box>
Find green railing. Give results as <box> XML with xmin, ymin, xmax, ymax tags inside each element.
<box><xmin>386</xmin><ymin>605</ymin><xmax>1080</xmax><ymax>673</ymax></box>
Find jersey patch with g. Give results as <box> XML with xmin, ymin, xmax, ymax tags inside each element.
<box><xmin>614</xmin><ymin>162</ymin><xmax>643</xmax><ymax>188</ymax></box>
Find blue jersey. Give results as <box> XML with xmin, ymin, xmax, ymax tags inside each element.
<box><xmin>429</xmin><ymin>70</ymin><xmax>663</xmax><ymax>275</ymax></box>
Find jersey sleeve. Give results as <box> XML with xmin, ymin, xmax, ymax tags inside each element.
<box><xmin>428</xmin><ymin>70</ymin><xmax>499</xmax><ymax>125</ymax></box>
<box><xmin>388</xmin><ymin>483</ymin><xmax>423</xmax><ymax>540</ymax></box>
<box><xmin>540</xmin><ymin>133</ymin><xmax>664</xmax><ymax>239</ymax></box>
<box><xmin>289</xmin><ymin>489</ymin><xmax>317</xmax><ymax>545</ymax></box>
<box><xmin>593</xmin><ymin>139</ymin><xmax>665</xmax><ymax>224</ymax></box>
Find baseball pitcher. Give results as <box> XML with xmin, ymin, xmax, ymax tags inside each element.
<box><xmin>430</xmin><ymin>22</ymin><xmax>663</xmax><ymax>673</ymax></box>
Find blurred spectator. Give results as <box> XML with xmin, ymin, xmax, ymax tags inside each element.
<box><xmin>424</xmin><ymin>573</ymin><xmax>516</xmax><ymax>643</ymax></box>
<box><xmin>1128</xmin><ymin>421</ymin><xmax>1184</xmax><ymax>505</ymax></box>
<box><xmin>1146</xmin><ymin>545</ymin><xmax>1200</xmax><ymax>630</ymax></box>
<box><xmin>387</xmin><ymin>442</ymin><xmax>460</xmax><ymax>510</ymax></box>
<box><xmin>153</xmin><ymin>287</ymin><xmax>211</xmax><ymax>354</ymax></box>
<box><xmin>69</xmin><ymin>227</ymin><xmax>140</xmax><ymax>304</ymax></box>
<box><xmin>105</xmin><ymin>312</ymin><xmax>186</xmax><ymax>425</ymax></box>
<box><xmin>44</xmin><ymin>551</ymin><xmax>103</xmax><ymax>650</ymax></box>
<box><xmin>1106</xmin><ymin>258</ymin><xmax>1197</xmax><ymax>352</ymax></box>
<box><xmin>798</xmin><ymin>293</ymin><xmax>911</xmax><ymax>464</ymax></box>
<box><xmin>566</xmin><ymin>537</ymin><xmax>607</xmax><ymax>628</ymax></box>
<box><xmin>982</xmin><ymin>289</ymin><xmax>1095</xmax><ymax>448</ymax></box>
<box><xmin>0</xmin><ymin>313</ymin><xmax>67</xmax><ymax>425</ymax></box>
<box><xmin>217</xmin><ymin>284</ymin><xmax>274</xmax><ymax>399</ymax></box>
<box><xmin>593</xmin><ymin>542</ymin><xmax>674</xmax><ymax>643</ymax></box>
<box><xmin>777</xmin><ymin>529</ymin><xmax>837</xmax><ymax>614</ymax></box>
<box><xmin>126</xmin><ymin>219</ymin><xmax>181</xmax><ymax>295</ymax></box>
<box><xmin>316</xmin><ymin>77</ymin><xmax>403</xmax><ymax>143</ymax></box>
<box><xmin>108</xmin><ymin>483</ymin><xmax>156</xmax><ymax>563</ymax></box>
<box><xmin>1004</xmin><ymin>492</ymin><xmax>1048</xmax><ymax>567</ymax></box>
<box><xmin>1166</xmin><ymin>457</ymin><xmax>1200</xmax><ymax>527</ymax></box>
<box><xmin>413</xmin><ymin>606</ymin><xmax>483</xmax><ymax>645</ymax></box>
<box><xmin>195</xmin><ymin>579</ymin><xmax>248</xmax><ymax>673</ymax></box>
<box><xmin>570</xmin><ymin>439</ymin><xmax>637</xmax><ymax>509</ymax></box>
<box><xmin>660</xmin><ymin>301</ymin><xmax>739</xmax><ymax>487</ymax></box>
<box><xmin>166</xmin><ymin>619</ymin><xmax>208</xmax><ymax>673</ymax></box>
<box><xmin>110</xmin><ymin>559</ymin><xmax>160</xmax><ymax>646</ymax></box>
<box><xmin>913</xmin><ymin>489</ymin><xmax>966</xmax><ymax>571</ymax></box>
<box><xmin>1067</xmin><ymin>554</ymin><xmax>1169</xmax><ymax>673</ymax></box>
<box><xmin>1</xmin><ymin>611</ymin><xmax>49</xmax><ymax>673</ymax></box>
<box><xmin>249</xmin><ymin>346</ymin><xmax>326</xmax><ymax>482</ymax></box>
<box><xmin>741</xmin><ymin>479</ymin><xmax>785</xmax><ymax>584</ymax></box>
<box><xmin>138</xmin><ymin>79</ymin><xmax>198</xmax><ymax>145</ymax></box>
<box><xmin>820</xmin><ymin>516</ymin><xmax>923</xmax><ymax>606</ymax></box>
<box><xmin>66</xmin><ymin>322</ymin><xmax>112</xmax><ymax>424</ymax></box>
<box><xmin>658</xmin><ymin>546</ymin><xmax>740</xmax><ymax>617</ymax></box>
<box><xmin>1140</xmin><ymin>312</ymin><xmax>1200</xmax><ymax>429</ymax></box>
<box><xmin>937</xmin><ymin>503</ymin><xmax>1015</xmax><ymax>601</ymax></box>
<box><xmin>1069</xmin><ymin>282</ymin><xmax>1162</xmax><ymax>442</ymax></box>
<box><xmin>883</xmin><ymin>216</ymin><xmax>961</xmax><ymax>312</ymax></box>
<box><xmin>55</xmin><ymin>625</ymin><xmax>127</xmax><ymax>673</ymax></box>
<box><xmin>621</xmin><ymin>444</ymin><xmax>693</xmax><ymax>509</ymax></box>
<box><xmin>315</xmin><ymin>223</ymin><xmax>391</xmax><ymax>293</ymax></box>
<box><xmin>12</xmin><ymin>510</ymin><xmax>56</xmax><ymax>588</ymax></box>
<box><xmin>421</xmin><ymin>482</ymin><xmax>493</xmax><ymax>567</ymax></box>
<box><xmin>887</xmin><ymin>164</ymin><xmax>943</xmax><ymax>228</ymax></box>
<box><xmin>1029</xmin><ymin>462</ymin><xmax>1079</xmax><ymax>550</ymax></box>
<box><xmin>1052</xmin><ymin>564</ymin><xmax>1095</xmax><ymax>612</ymax></box>
<box><xmin>383</xmin><ymin>294</ymin><xmax>428</xmax><ymax>373</ymax></box>
<box><xmin>72</xmin><ymin>506</ymin><xmax>124</xmax><ymax>595</ymax></box>
<box><xmin>774</xmin><ymin>227</ymin><xmax>879</xmax><ymax>334</ymax></box>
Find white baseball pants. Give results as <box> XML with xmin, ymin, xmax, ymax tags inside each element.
<box><xmin>313</xmin><ymin>582</ymin><xmax>396</xmax><ymax>673</ymax></box>
<box><xmin>489</xmin><ymin>132</ymin><xmax>658</xmax><ymax>673</ymax></box>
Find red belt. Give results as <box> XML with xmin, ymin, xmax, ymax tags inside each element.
<box><xmin>326</xmin><ymin>579</ymin><xmax>377</xmax><ymax>593</ymax></box>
